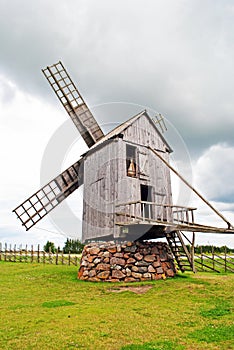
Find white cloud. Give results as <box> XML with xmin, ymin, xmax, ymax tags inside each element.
<box><xmin>170</xmin><ymin>142</ymin><xmax>234</xmax><ymax>246</ymax></box>
<box><xmin>194</xmin><ymin>143</ymin><xmax>234</xmax><ymax>203</ymax></box>
<box><xmin>1</xmin><ymin>0</ymin><xmax>234</xmax><ymax>148</ymax></box>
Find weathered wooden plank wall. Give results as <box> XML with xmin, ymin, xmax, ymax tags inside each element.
<box><xmin>82</xmin><ymin>112</ymin><xmax>173</xmax><ymax>242</ymax></box>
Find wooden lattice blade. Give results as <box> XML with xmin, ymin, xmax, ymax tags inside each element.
<box><xmin>42</xmin><ymin>61</ymin><xmax>104</xmax><ymax>148</ymax></box>
<box><xmin>13</xmin><ymin>160</ymin><xmax>84</xmax><ymax>231</ymax></box>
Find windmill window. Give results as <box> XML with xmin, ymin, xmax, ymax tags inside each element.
<box><xmin>126</xmin><ymin>144</ymin><xmax>137</xmax><ymax>177</ymax></box>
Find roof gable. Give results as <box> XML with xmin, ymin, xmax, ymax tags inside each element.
<box><xmin>84</xmin><ymin>109</ymin><xmax>172</xmax><ymax>156</ymax></box>
<box><xmin>121</xmin><ymin>110</ymin><xmax>172</xmax><ymax>153</ymax></box>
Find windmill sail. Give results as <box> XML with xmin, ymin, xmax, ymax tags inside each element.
<box><xmin>42</xmin><ymin>61</ymin><xmax>104</xmax><ymax>148</ymax></box>
<box><xmin>13</xmin><ymin>160</ymin><xmax>84</xmax><ymax>230</ymax></box>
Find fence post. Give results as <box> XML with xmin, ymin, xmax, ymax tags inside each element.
<box><xmin>0</xmin><ymin>242</ymin><xmax>2</xmax><ymax>261</ymax></box>
<box><xmin>61</xmin><ymin>250</ymin><xmax>64</xmax><ymax>265</ymax></box>
<box><xmin>19</xmin><ymin>245</ymin><xmax>22</xmax><ymax>263</ymax></box>
<box><xmin>14</xmin><ymin>244</ymin><xmax>16</xmax><ymax>262</ymax></box>
<box><xmin>37</xmin><ymin>244</ymin><xmax>40</xmax><ymax>263</ymax></box>
<box><xmin>4</xmin><ymin>243</ymin><xmax>7</xmax><ymax>262</ymax></box>
<box><xmin>49</xmin><ymin>247</ymin><xmax>52</xmax><ymax>264</ymax></box>
<box><xmin>224</xmin><ymin>246</ymin><xmax>227</xmax><ymax>272</ymax></box>
<box><xmin>25</xmin><ymin>245</ymin><xmax>28</xmax><ymax>262</ymax></box>
<box><xmin>68</xmin><ymin>251</ymin><xmax>71</xmax><ymax>266</ymax></box>
<box><xmin>31</xmin><ymin>245</ymin><xmax>34</xmax><ymax>263</ymax></box>
<box><xmin>212</xmin><ymin>246</ymin><xmax>214</xmax><ymax>270</ymax></box>
<box><xmin>56</xmin><ymin>248</ymin><xmax>59</xmax><ymax>265</ymax></box>
<box><xmin>201</xmin><ymin>246</ymin><xmax>203</xmax><ymax>271</ymax></box>
<box><xmin>9</xmin><ymin>244</ymin><xmax>12</xmax><ymax>262</ymax></box>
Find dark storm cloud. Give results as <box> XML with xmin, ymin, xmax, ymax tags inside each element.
<box><xmin>1</xmin><ymin>0</ymin><xmax>234</xmax><ymax>151</ymax></box>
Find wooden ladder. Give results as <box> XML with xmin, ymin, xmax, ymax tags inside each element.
<box><xmin>166</xmin><ymin>231</ymin><xmax>195</xmax><ymax>272</ymax></box>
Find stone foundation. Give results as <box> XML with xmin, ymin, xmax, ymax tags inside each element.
<box><xmin>78</xmin><ymin>241</ymin><xmax>176</xmax><ymax>282</ymax></box>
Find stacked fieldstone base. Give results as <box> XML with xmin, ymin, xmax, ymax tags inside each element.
<box><xmin>78</xmin><ymin>241</ymin><xmax>176</xmax><ymax>282</ymax></box>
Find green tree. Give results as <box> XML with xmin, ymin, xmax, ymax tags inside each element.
<box><xmin>44</xmin><ymin>241</ymin><xmax>56</xmax><ymax>253</ymax></box>
<box><xmin>63</xmin><ymin>238</ymin><xmax>84</xmax><ymax>254</ymax></box>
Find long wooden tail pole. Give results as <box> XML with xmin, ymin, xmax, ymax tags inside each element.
<box><xmin>148</xmin><ymin>146</ymin><xmax>232</xmax><ymax>229</ymax></box>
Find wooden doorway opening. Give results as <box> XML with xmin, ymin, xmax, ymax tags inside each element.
<box><xmin>141</xmin><ymin>185</ymin><xmax>153</xmax><ymax>219</ymax></box>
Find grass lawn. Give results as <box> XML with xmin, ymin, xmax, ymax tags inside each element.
<box><xmin>0</xmin><ymin>261</ymin><xmax>233</xmax><ymax>350</ymax></box>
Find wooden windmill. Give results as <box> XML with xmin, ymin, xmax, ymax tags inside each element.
<box><xmin>13</xmin><ymin>61</ymin><xmax>234</xmax><ymax>272</ymax></box>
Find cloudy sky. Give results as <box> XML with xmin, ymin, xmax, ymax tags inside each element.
<box><xmin>1</xmin><ymin>0</ymin><xmax>234</xmax><ymax>248</ymax></box>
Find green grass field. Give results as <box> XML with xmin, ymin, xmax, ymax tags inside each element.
<box><xmin>0</xmin><ymin>261</ymin><xmax>233</xmax><ymax>350</ymax></box>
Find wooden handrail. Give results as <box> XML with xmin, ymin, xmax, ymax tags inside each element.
<box><xmin>115</xmin><ymin>200</ymin><xmax>196</xmax><ymax>211</ymax></box>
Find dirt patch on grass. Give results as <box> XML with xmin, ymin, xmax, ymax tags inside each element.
<box><xmin>109</xmin><ymin>285</ymin><xmax>153</xmax><ymax>294</ymax></box>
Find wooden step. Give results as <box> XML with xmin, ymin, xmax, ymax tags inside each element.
<box><xmin>166</xmin><ymin>231</ymin><xmax>194</xmax><ymax>272</ymax></box>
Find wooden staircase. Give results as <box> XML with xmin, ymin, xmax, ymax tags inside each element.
<box><xmin>166</xmin><ymin>231</ymin><xmax>195</xmax><ymax>272</ymax></box>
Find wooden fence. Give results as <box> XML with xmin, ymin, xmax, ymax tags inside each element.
<box><xmin>1</xmin><ymin>243</ymin><xmax>233</xmax><ymax>273</ymax></box>
<box><xmin>0</xmin><ymin>243</ymin><xmax>81</xmax><ymax>266</ymax></box>
<box><xmin>194</xmin><ymin>246</ymin><xmax>234</xmax><ymax>273</ymax></box>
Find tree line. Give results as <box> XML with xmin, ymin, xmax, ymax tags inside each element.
<box><xmin>44</xmin><ymin>238</ymin><xmax>84</xmax><ymax>254</ymax></box>
<box><xmin>43</xmin><ymin>240</ymin><xmax>234</xmax><ymax>255</ymax></box>
<box><xmin>190</xmin><ymin>245</ymin><xmax>234</xmax><ymax>254</ymax></box>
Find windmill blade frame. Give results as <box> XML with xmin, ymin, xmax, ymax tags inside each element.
<box><xmin>13</xmin><ymin>159</ymin><xmax>84</xmax><ymax>230</ymax></box>
<box><xmin>42</xmin><ymin>61</ymin><xmax>104</xmax><ymax>148</ymax></box>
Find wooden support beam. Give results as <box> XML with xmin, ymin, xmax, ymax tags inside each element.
<box><xmin>148</xmin><ymin>146</ymin><xmax>233</xmax><ymax>230</ymax></box>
